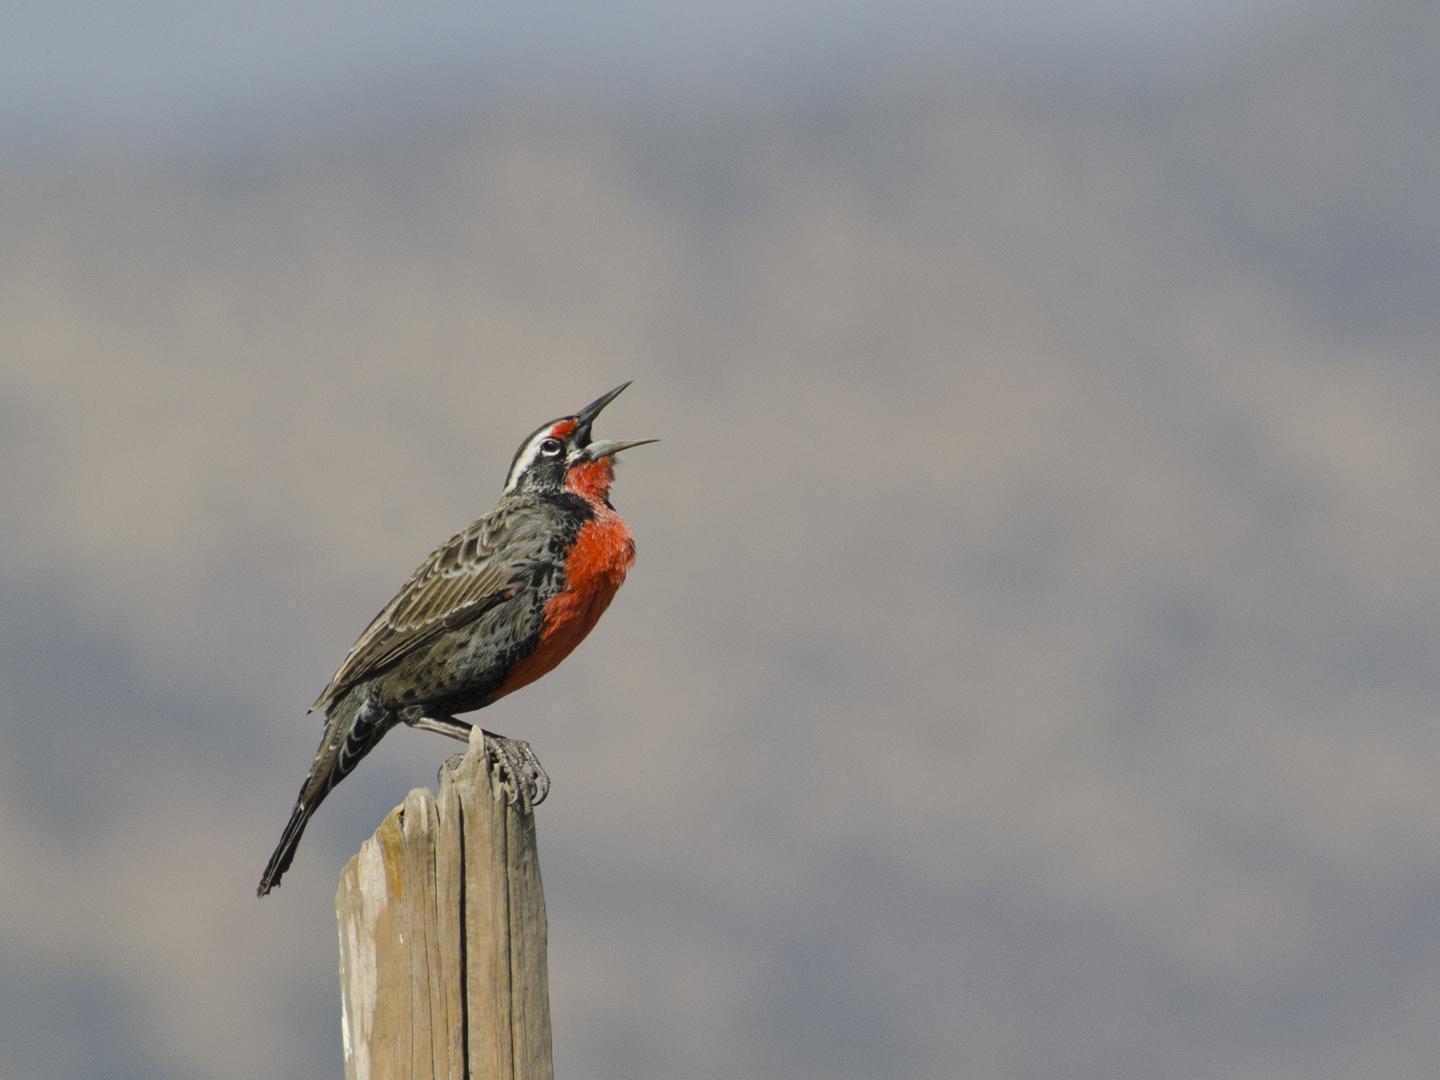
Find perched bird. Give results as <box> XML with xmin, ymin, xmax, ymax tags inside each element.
<box><xmin>257</xmin><ymin>382</ymin><xmax>654</xmax><ymax>897</ymax></box>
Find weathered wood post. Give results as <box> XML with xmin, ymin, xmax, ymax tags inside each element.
<box><xmin>336</xmin><ymin>726</ymin><xmax>553</xmax><ymax>1080</ymax></box>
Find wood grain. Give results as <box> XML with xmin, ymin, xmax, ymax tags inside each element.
<box><xmin>337</xmin><ymin>727</ymin><xmax>553</xmax><ymax>1080</ymax></box>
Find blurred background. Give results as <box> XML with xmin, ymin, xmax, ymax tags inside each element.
<box><xmin>3</xmin><ymin>2</ymin><xmax>1438</xmax><ymax>1077</ymax></box>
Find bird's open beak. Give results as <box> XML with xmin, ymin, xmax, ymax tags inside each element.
<box><xmin>572</xmin><ymin>382</ymin><xmax>657</xmax><ymax>456</ymax></box>
<box><xmin>586</xmin><ymin>437</ymin><xmax>659</xmax><ymax>459</ymax></box>
<box><xmin>575</xmin><ymin>381</ymin><xmax>632</xmax><ymax>427</ymax></box>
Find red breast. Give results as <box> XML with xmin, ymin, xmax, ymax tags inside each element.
<box><xmin>493</xmin><ymin>491</ymin><xmax>636</xmax><ymax>700</ymax></box>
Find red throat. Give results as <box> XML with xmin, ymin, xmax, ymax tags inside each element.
<box><xmin>565</xmin><ymin>456</ymin><xmax>615</xmax><ymax>503</ymax></box>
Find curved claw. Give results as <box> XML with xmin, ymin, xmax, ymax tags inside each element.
<box><xmin>512</xmin><ymin>738</ymin><xmax>551</xmax><ymax>806</ymax></box>
<box><xmin>480</xmin><ymin>731</ymin><xmax>549</xmax><ymax>813</ymax></box>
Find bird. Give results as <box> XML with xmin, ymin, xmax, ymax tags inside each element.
<box><xmin>257</xmin><ymin>382</ymin><xmax>654</xmax><ymax>897</ymax></box>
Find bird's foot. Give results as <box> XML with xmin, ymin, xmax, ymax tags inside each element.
<box><xmin>480</xmin><ymin>730</ymin><xmax>550</xmax><ymax>812</ymax></box>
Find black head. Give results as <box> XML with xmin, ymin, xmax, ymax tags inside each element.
<box><xmin>502</xmin><ymin>382</ymin><xmax>656</xmax><ymax>498</ymax></box>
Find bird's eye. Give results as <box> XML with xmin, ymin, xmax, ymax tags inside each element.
<box><xmin>539</xmin><ymin>438</ymin><xmax>563</xmax><ymax>456</ymax></box>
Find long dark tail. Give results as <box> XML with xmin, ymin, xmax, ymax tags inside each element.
<box><xmin>257</xmin><ymin>689</ymin><xmax>391</xmax><ymax>897</ymax></box>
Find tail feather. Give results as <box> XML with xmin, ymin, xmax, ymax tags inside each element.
<box><xmin>256</xmin><ymin>791</ymin><xmax>322</xmax><ymax>898</ymax></box>
<box><xmin>257</xmin><ymin>690</ymin><xmax>391</xmax><ymax>897</ymax></box>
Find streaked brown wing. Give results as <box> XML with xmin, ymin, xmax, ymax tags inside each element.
<box><xmin>310</xmin><ymin>501</ymin><xmax>543</xmax><ymax>712</ymax></box>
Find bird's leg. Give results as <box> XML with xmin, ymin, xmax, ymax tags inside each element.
<box><xmin>399</xmin><ymin>708</ymin><xmax>473</xmax><ymax>743</ymax></box>
<box><xmin>399</xmin><ymin>707</ymin><xmax>548</xmax><ymax>811</ymax></box>
<box><xmin>398</xmin><ymin>708</ymin><xmax>475</xmax><ymax>786</ymax></box>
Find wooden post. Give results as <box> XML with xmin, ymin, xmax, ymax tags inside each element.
<box><xmin>336</xmin><ymin>726</ymin><xmax>553</xmax><ymax>1080</ymax></box>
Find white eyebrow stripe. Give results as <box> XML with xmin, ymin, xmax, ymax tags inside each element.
<box><xmin>504</xmin><ymin>432</ymin><xmax>546</xmax><ymax>492</ymax></box>
<box><xmin>503</xmin><ymin>423</ymin><xmax>565</xmax><ymax>492</ymax></box>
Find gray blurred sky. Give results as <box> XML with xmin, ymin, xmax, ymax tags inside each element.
<box><xmin>4</xmin><ymin>2</ymin><xmax>1439</xmax><ymax>1079</ymax></box>
<box><xmin>6</xmin><ymin>0</ymin><xmax>1348</xmax><ymax>150</ymax></box>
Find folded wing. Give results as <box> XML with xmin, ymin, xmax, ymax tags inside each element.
<box><xmin>310</xmin><ymin>501</ymin><xmax>547</xmax><ymax>712</ymax></box>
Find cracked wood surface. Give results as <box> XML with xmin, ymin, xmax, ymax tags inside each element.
<box><xmin>336</xmin><ymin>727</ymin><xmax>553</xmax><ymax>1080</ymax></box>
